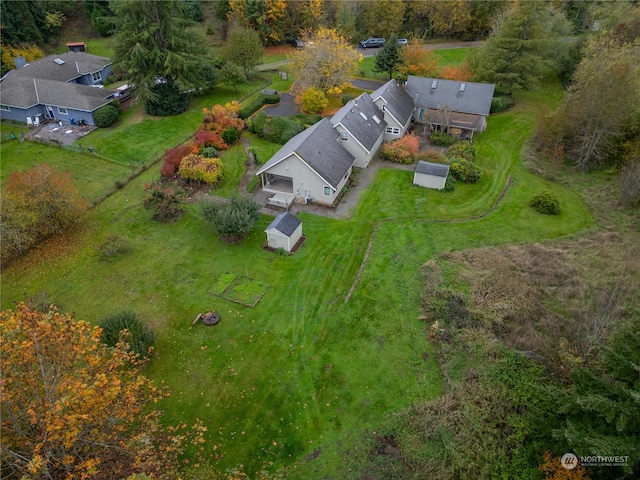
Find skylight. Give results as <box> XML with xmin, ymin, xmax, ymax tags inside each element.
<box><xmin>431</xmin><ymin>80</ymin><xmax>438</xmax><ymax>88</ymax></box>
<box><xmin>359</xmin><ymin>112</ymin><xmax>368</xmax><ymax>121</ymax></box>
<box><xmin>372</xmin><ymin>115</ymin><xmax>381</xmax><ymax>124</ymax></box>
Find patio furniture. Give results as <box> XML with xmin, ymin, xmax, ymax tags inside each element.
<box><xmin>33</xmin><ymin>117</ymin><xmax>40</xmax><ymax>127</ymax></box>
<box><xmin>26</xmin><ymin>117</ymin><xmax>33</xmax><ymax>127</ymax></box>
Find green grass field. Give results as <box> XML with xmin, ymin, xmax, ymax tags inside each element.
<box><xmin>0</xmin><ymin>56</ymin><xmax>594</xmax><ymax>476</ymax></box>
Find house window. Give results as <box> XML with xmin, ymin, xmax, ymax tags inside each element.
<box><xmin>0</xmin><ymin>104</ymin><xmax>9</xmax><ymax>111</ymax></box>
<box><xmin>92</xmin><ymin>71</ymin><xmax>102</xmax><ymax>82</ymax></box>
<box><xmin>323</xmin><ymin>186</ymin><xmax>332</xmax><ymax>196</ymax></box>
<box><xmin>340</xmin><ymin>131</ymin><xmax>348</xmax><ymax>141</ymax></box>
<box><xmin>58</xmin><ymin>107</ymin><xmax>68</xmax><ymax>115</ymax></box>
<box><xmin>386</xmin><ymin>127</ymin><xmax>400</xmax><ymax>135</ymax></box>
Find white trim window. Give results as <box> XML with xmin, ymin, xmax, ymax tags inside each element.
<box><xmin>386</xmin><ymin>126</ymin><xmax>400</xmax><ymax>135</ymax></box>
<box><xmin>323</xmin><ymin>186</ymin><xmax>332</xmax><ymax>196</ymax></box>
<box><xmin>58</xmin><ymin>107</ymin><xmax>69</xmax><ymax>115</ymax></box>
<box><xmin>0</xmin><ymin>104</ymin><xmax>10</xmax><ymax>111</ymax></box>
<box><xmin>92</xmin><ymin>71</ymin><xmax>102</xmax><ymax>82</ymax></box>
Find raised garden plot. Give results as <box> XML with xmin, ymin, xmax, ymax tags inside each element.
<box><xmin>210</xmin><ymin>274</ymin><xmax>268</xmax><ymax>307</ymax></box>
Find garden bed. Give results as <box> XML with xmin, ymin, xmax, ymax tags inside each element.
<box><xmin>210</xmin><ymin>273</ymin><xmax>269</xmax><ymax>307</ymax></box>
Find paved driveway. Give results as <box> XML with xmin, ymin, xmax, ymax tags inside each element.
<box><xmin>261</xmin><ymin>93</ymin><xmax>300</xmax><ymax>117</ymax></box>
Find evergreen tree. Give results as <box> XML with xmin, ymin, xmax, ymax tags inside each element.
<box><xmin>552</xmin><ymin>315</ymin><xmax>640</xmax><ymax>477</ymax></box>
<box><xmin>110</xmin><ymin>0</ymin><xmax>208</xmax><ymax>104</ymax></box>
<box><xmin>374</xmin><ymin>39</ymin><xmax>401</xmax><ymax>80</ymax></box>
<box><xmin>471</xmin><ymin>0</ymin><xmax>571</xmax><ymax>94</ymax></box>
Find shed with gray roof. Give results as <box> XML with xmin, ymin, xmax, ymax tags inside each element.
<box><xmin>265</xmin><ymin>212</ymin><xmax>303</xmax><ymax>252</ymax></box>
<box><xmin>413</xmin><ymin>160</ymin><xmax>450</xmax><ymax>190</ymax></box>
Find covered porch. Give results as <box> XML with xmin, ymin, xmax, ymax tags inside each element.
<box><xmin>260</xmin><ymin>173</ymin><xmax>294</xmax><ymax>194</ymax></box>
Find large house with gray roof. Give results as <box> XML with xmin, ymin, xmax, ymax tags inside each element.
<box><xmin>405</xmin><ymin>76</ymin><xmax>495</xmax><ymax>140</ymax></box>
<box><xmin>0</xmin><ymin>52</ymin><xmax>115</xmax><ymax>126</ymax></box>
<box><xmin>256</xmin><ymin>118</ymin><xmax>356</xmax><ymax>205</ymax></box>
<box><xmin>256</xmin><ymin>75</ymin><xmax>495</xmax><ymax>205</ymax></box>
<box><xmin>371</xmin><ymin>79</ymin><xmax>415</xmax><ymax>141</ymax></box>
<box><xmin>330</xmin><ymin>93</ymin><xmax>386</xmax><ymax>168</ymax></box>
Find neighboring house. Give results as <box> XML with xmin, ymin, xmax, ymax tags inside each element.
<box><xmin>413</xmin><ymin>161</ymin><xmax>450</xmax><ymax>190</ymax></box>
<box><xmin>265</xmin><ymin>212</ymin><xmax>303</xmax><ymax>252</ymax></box>
<box><xmin>371</xmin><ymin>79</ymin><xmax>415</xmax><ymax>141</ymax></box>
<box><xmin>330</xmin><ymin>93</ymin><xmax>386</xmax><ymax>168</ymax></box>
<box><xmin>405</xmin><ymin>76</ymin><xmax>495</xmax><ymax>140</ymax></box>
<box><xmin>0</xmin><ymin>52</ymin><xmax>115</xmax><ymax>126</ymax></box>
<box><xmin>256</xmin><ymin>118</ymin><xmax>356</xmax><ymax>206</ymax></box>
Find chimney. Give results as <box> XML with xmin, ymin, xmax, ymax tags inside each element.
<box><xmin>13</xmin><ymin>56</ymin><xmax>27</xmax><ymax>69</ymax></box>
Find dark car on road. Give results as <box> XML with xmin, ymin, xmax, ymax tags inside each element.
<box><xmin>359</xmin><ymin>38</ymin><xmax>386</xmax><ymax>48</ymax></box>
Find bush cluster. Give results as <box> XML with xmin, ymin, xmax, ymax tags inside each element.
<box><xmin>415</xmin><ymin>150</ymin><xmax>447</xmax><ymax>164</ymax></box>
<box><xmin>301</xmin><ymin>87</ymin><xmax>328</xmax><ymax>114</ymax></box>
<box><xmin>94</xmin><ymin>104</ymin><xmax>119</xmax><ymax>127</ymax></box>
<box><xmin>381</xmin><ymin>134</ymin><xmax>420</xmax><ymax>164</ymax></box>
<box><xmin>341</xmin><ymin>93</ymin><xmax>355</xmax><ymax>105</ymax></box>
<box><xmin>254</xmin><ymin>115</ymin><xmax>303</xmax><ymax>144</ymax></box>
<box><xmin>430</xmin><ymin>131</ymin><xmax>456</xmax><ymax>146</ymax></box>
<box><xmin>145</xmin><ymin>83</ymin><xmax>188</xmax><ymax>116</ymax></box>
<box><xmin>529</xmin><ymin>190</ymin><xmax>560</xmax><ymax>215</ymax></box>
<box><xmin>449</xmin><ymin>159</ymin><xmax>481</xmax><ymax>183</ymax></box>
<box><xmin>161</xmin><ymin>144</ymin><xmax>193</xmax><ymax>178</ymax></box>
<box><xmin>143</xmin><ymin>181</ymin><xmax>184</xmax><ymax>221</ymax></box>
<box><xmin>97</xmin><ymin>235</ymin><xmax>130</xmax><ymax>261</ymax></box>
<box><xmin>490</xmin><ymin>96</ymin><xmax>514</xmax><ymax>114</ymax></box>
<box><xmin>446</xmin><ymin>141</ymin><xmax>475</xmax><ymax>161</ymax></box>
<box><xmin>99</xmin><ymin>310</ymin><xmax>156</xmax><ymax>358</ymax></box>
<box><xmin>200</xmin><ymin>195</ymin><xmax>260</xmax><ymax>243</ymax></box>
<box><xmin>178</xmin><ymin>154</ymin><xmax>224</xmax><ymax>184</ymax></box>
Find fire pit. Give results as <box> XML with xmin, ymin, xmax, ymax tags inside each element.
<box><xmin>201</xmin><ymin>311</ymin><xmax>220</xmax><ymax>326</ymax></box>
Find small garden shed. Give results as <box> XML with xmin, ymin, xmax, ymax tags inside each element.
<box><xmin>413</xmin><ymin>161</ymin><xmax>450</xmax><ymax>190</ymax></box>
<box><xmin>265</xmin><ymin>212</ymin><xmax>302</xmax><ymax>252</ymax></box>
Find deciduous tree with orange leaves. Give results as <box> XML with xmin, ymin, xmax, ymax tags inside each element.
<box><xmin>396</xmin><ymin>38</ymin><xmax>441</xmax><ymax>78</ymax></box>
<box><xmin>0</xmin><ymin>303</ymin><xmax>206</xmax><ymax>479</ymax></box>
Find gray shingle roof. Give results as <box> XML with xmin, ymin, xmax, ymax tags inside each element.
<box><xmin>371</xmin><ymin>79</ymin><xmax>415</xmax><ymax>125</ymax></box>
<box><xmin>266</xmin><ymin>212</ymin><xmax>301</xmax><ymax>236</ymax></box>
<box><xmin>330</xmin><ymin>93</ymin><xmax>386</xmax><ymax>151</ymax></box>
<box><xmin>405</xmin><ymin>76</ymin><xmax>494</xmax><ymax>116</ymax></box>
<box><xmin>1</xmin><ymin>76</ymin><xmax>114</xmax><ymax>110</ymax></box>
<box><xmin>256</xmin><ymin>118</ymin><xmax>355</xmax><ymax>189</ymax></box>
<box><xmin>415</xmin><ymin>160</ymin><xmax>450</xmax><ymax>177</ymax></box>
<box><xmin>10</xmin><ymin>52</ymin><xmax>111</xmax><ymax>83</ymax></box>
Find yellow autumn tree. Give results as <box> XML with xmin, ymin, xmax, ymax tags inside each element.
<box><xmin>292</xmin><ymin>27</ymin><xmax>362</xmax><ymax>96</ymax></box>
<box><xmin>0</xmin><ymin>303</ymin><xmax>206</xmax><ymax>480</ymax></box>
<box><xmin>229</xmin><ymin>0</ymin><xmax>287</xmax><ymax>45</ymax></box>
<box><xmin>1</xmin><ymin>43</ymin><xmax>45</xmax><ymax>72</ymax></box>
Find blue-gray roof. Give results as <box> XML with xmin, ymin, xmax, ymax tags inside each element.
<box><xmin>405</xmin><ymin>77</ymin><xmax>495</xmax><ymax>116</ymax></box>
<box><xmin>371</xmin><ymin>79</ymin><xmax>415</xmax><ymax>125</ymax></box>
<box><xmin>266</xmin><ymin>212</ymin><xmax>301</xmax><ymax>236</ymax></box>
<box><xmin>256</xmin><ymin>118</ymin><xmax>355</xmax><ymax>188</ymax></box>
<box><xmin>330</xmin><ymin>93</ymin><xmax>386</xmax><ymax>151</ymax></box>
<box><xmin>415</xmin><ymin>160</ymin><xmax>450</xmax><ymax>177</ymax></box>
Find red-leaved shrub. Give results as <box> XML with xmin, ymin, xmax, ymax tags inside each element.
<box><xmin>161</xmin><ymin>144</ymin><xmax>192</xmax><ymax>178</ymax></box>
<box><xmin>193</xmin><ymin>130</ymin><xmax>228</xmax><ymax>150</ymax></box>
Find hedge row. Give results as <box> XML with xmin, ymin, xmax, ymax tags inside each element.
<box><xmin>238</xmin><ymin>93</ymin><xmax>281</xmax><ymax>119</ymax></box>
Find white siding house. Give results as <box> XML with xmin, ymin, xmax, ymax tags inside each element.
<box><xmin>371</xmin><ymin>79</ymin><xmax>415</xmax><ymax>141</ymax></box>
<box><xmin>256</xmin><ymin>118</ymin><xmax>355</xmax><ymax>206</ymax></box>
<box><xmin>330</xmin><ymin>93</ymin><xmax>386</xmax><ymax>168</ymax></box>
<box><xmin>413</xmin><ymin>161</ymin><xmax>450</xmax><ymax>190</ymax></box>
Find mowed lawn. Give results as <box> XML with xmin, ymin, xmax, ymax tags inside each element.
<box><xmin>0</xmin><ymin>71</ymin><xmax>592</xmax><ymax>475</ymax></box>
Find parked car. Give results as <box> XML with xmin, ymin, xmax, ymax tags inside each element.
<box><xmin>397</xmin><ymin>38</ymin><xmax>408</xmax><ymax>45</ymax></box>
<box><xmin>292</xmin><ymin>38</ymin><xmax>305</xmax><ymax>48</ymax></box>
<box><xmin>359</xmin><ymin>38</ymin><xmax>386</xmax><ymax>48</ymax></box>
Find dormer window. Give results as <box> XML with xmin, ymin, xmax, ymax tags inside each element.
<box><xmin>340</xmin><ymin>131</ymin><xmax>348</xmax><ymax>141</ymax></box>
<box><xmin>92</xmin><ymin>71</ymin><xmax>102</xmax><ymax>82</ymax></box>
